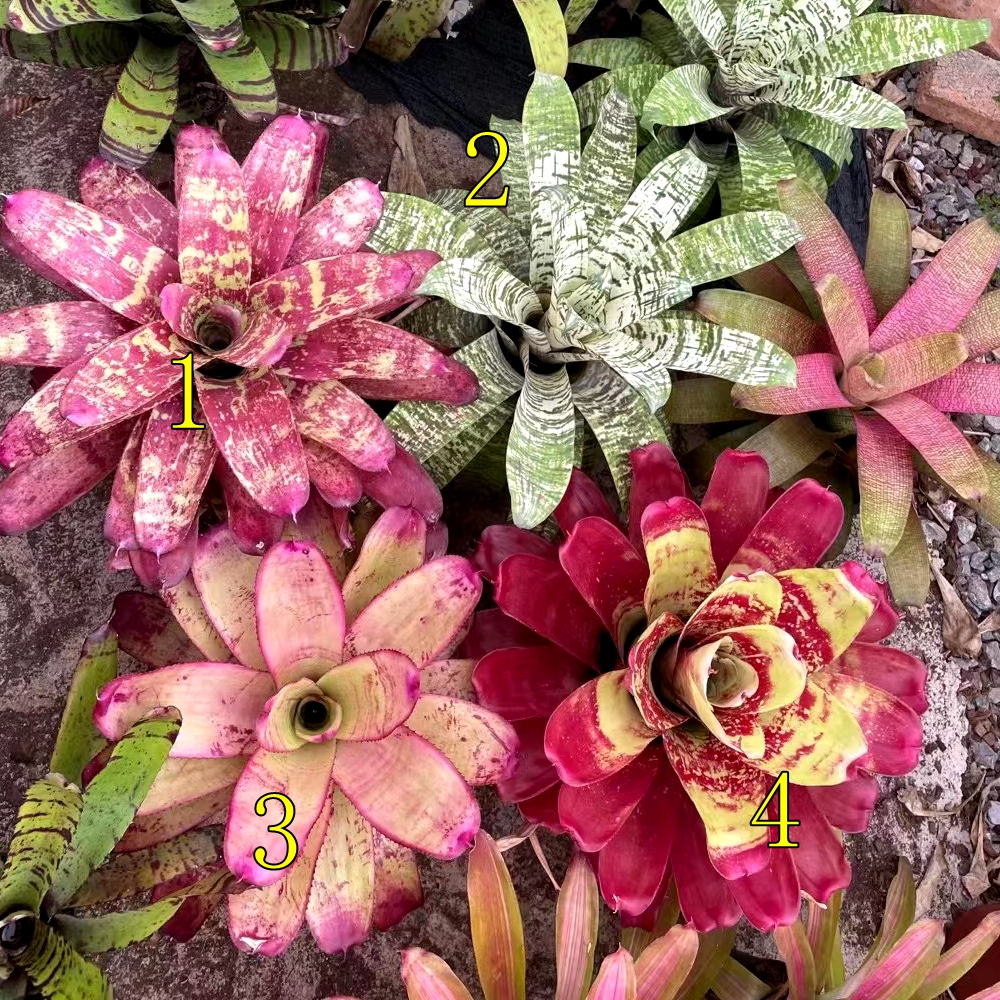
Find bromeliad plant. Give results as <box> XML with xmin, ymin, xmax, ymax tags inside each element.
<box><xmin>0</xmin><ymin>114</ymin><xmax>474</xmax><ymax>585</ymax></box>
<box><xmin>570</xmin><ymin>0</ymin><xmax>988</xmax><ymax>211</ymax></box>
<box><xmin>0</xmin><ymin>0</ymin><xmax>380</xmax><ymax>168</ymax></box>
<box><xmin>371</xmin><ymin>71</ymin><xmax>802</xmax><ymax>528</ymax></box>
<box><xmin>0</xmin><ymin>630</ymin><xmax>225</xmax><ymax>1000</ymax></box>
<box><xmin>97</xmin><ymin>504</ymin><xmax>517</xmax><ymax>956</ymax></box>
<box><xmin>469</xmin><ymin>442</ymin><xmax>927</xmax><ymax>933</ymax></box>
<box><xmin>698</xmin><ymin>178</ymin><xmax>1000</xmax><ymax>606</ymax></box>
<box><xmin>400</xmin><ymin>833</ymin><xmax>701</xmax><ymax>1000</ymax></box>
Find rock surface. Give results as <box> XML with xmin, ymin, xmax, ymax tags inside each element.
<box><xmin>915</xmin><ymin>49</ymin><xmax>1000</xmax><ymax>146</ymax></box>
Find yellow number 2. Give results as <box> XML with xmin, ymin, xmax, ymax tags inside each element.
<box><xmin>749</xmin><ymin>771</ymin><xmax>800</xmax><ymax>847</ymax></box>
<box><xmin>171</xmin><ymin>354</ymin><xmax>206</xmax><ymax>429</ymax></box>
<box><xmin>253</xmin><ymin>793</ymin><xmax>299</xmax><ymax>871</ymax></box>
<box><xmin>465</xmin><ymin>131</ymin><xmax>510</xmax><ymax>208</ymax></box>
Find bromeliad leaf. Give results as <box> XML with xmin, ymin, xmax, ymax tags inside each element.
<box><xmin>49</xmin><ymin>711</ymin><xmax>181</xmax><ymax>909</ymax></box>
<box><xmin>419</xmin><ymin>259</ymin><xmax>543</xmax><ymax>329</ymax></box>
<box><xmin>200</xmin><ymin>34</ymin><xmax>278</xmax><ymax>120</ymax></box>
<box><xmin>370</xmin><ymin>193</ymin><xmax>493</xmax><ymax>260</ymax></box>
<box><xmin>641</xmin><ymin>64</ymin><xmax>734</xmax><ymax>129</ymax></box>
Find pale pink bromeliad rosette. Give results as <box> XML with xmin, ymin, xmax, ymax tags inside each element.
<box><xmin>95</xmin><ymin>504</ymin><xmax>516</xmax><ymax>955</ymax></box>
<box><xmin>469</xmin><ymin>444</ymin><xmax>927</xmax><ymax>933</ymax></box>
<box><xmin>0</xmin><ymin>115</ymin><xmax>476</xmax><ymax>585</ymax></box>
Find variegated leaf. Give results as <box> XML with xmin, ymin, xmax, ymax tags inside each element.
<box><xmin>635</xmin><ymin>126</ymin><xmax>686</xmax><ymax>182</ymax></box>
<box><xmin>642</xmin><ymin>64</ymin><xmax>733</xmax><ymax>129</ymax></box>
<box><xmin>640</xmin><ymin>9</ymin><xmax>693</xmax><ymax>65</ymax></box>
<box><xmin>545</xmin><ymin>187</ymin><xmax>591</xmax><ymax>299</ymax></box>
<box><xmin>685</xmin><ymin>0</ymin><xmax>730</xmax><ymax>59</ymax></box>
<box><xmin>0</xmin><ymin>22</ymin><xmax>135</xmax><ymax>67</ymax></box>
<box><xmin>759</xmin><ymin>72</ymin><xmax>906</xmax><ymax>130</ymax></box>
<box><xmin>419</xmin><ymin>258</ymin><xmax>543</xmax><ymax>328</ymax></box>
<box><xmin>786</xmin><ymin>138</ymin><xmax>828</xmax><ymax>198</ymax></box>
<box><xmin>572</xmin><ymin>361</ymin><xmax>669</xmax><ymax>507</ymax></box>
<box><xmin>603</xmin><ymin>271</ymin><xmax>692</xmax><ymax>328</ymax></box>
<box><xmin>563</xmin><ymin>0</ymin><xmax>595</xmax><ymax>32</ymax></box>
<box><xmin>734</xmin><ymin>116</ymin><xmax>798</xmax><ymax>210</ymax></box>
<box><xmin>574</xmin><ymin>64</ymin><xmax>666</xmax><ymax>130</ymax></box>
<box><xmin>761</xmin><ymin>106</ymin><xmax>854</xmax><ymax>168</ymax></box>
<box><xmin>653</xmin><ymin>0</ymin><xmax>714</xmax><ymax>64</ymax></box>
<box><xmin>12</xmin><ymin>922</ymin><xmax>111</xmax><ymax>1000</ymax></box>
<box><xmin>507</xmin><ymin>343</ymin><xmax>575</xmax><ymax>528</ymax></box>
<box><xmin>492</xmin><ymin>116</ymin><xmax>531</xmax><ymax>238</ymax></box>
<box><xmin>647</xmin><ymin>209</ymin><xmax>801</xmax><ymax>285</ymax></box>
<box><xmin>756</xmin><ymin>0</ymin><xmax>854</xmax><ymax>67</ymax></box>
<box><xmin>578</xmin><ymin>327</ymin><xmax>673</xmax><ymax>411</ymax></box>
<box><xmin>424</xmin><ymin>399</ymin><xmax>516</xmax><ymax>486</ymax></box>
<box><xmin>790</xmin><ymin>12</ymin><xmax>989</xmax><ymax>78</ymax></box>
<box><xmin>568</xmin><ymin>37</ymin><xmax>663</xmax><ymax>68</ymax></box>
<box><xmin>512</xmin><ymin>0</ymin><xmax>568</xmax><ymax>76</ymax></box>
<box><xmin>5</xmin><ymin>0</ymin><xmax>141</xmax><ymax>32</ymax></box>
<box><xmin>369</xmin><ymin>192</ymin><xmax>493</xmax><ymax>260</ymax></box>
<box><xmin>523</xmin><ymin>72</ymin><xmax>581</xmax><ymax>290</ymax></box>
<box><xmin>245</xmin><ymin>11</ymin><xmax>343</xmax><ymax>70</ymax></box>
<box><xmin>173</xmin><ymin>0</ymin><xmax>242</xmax><ymax>51</ymax></box>
<box><xmin>200</xmin><ymin>34</ymin><xmax>278</xmax><ymax>120</ymax></box>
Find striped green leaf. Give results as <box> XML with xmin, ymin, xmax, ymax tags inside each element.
<box><xmin>0</xmin><ymin>21</ymin><xmax>135</xmax><ymax>65</ymax></box>
<box><xmin>716</xmin><ymin>153</ymin><xmax>744</xmax><ymax>216</ymax></box>
<box><xmin>49</xmin><ymin>630</ymin><xmax>116</xmax><ymax>788</ymax></box>
<box><xmin>5</xmin><ymin>0</ymin><xmax>141</xmax><ymax>32</ymax></box>
<box><xmin>760</xmin><ymin>72</ymin><xmax>906</xmax><ymax>130</ymax></box>
<box><xmin>522</xmin><ymin>72</ymin><xmax>580</xmax><ymax>290</ymax></box>
<box><xmin>54</xmin><ymin>901</ymin><xmax>183</xmax><ymax>954</ymax></box>
<box><xmin>579</xmin><ymin>327</ymin><xmax>673</xmax><ymax>411</ymax></box>
<box><xmin>729</xmin><ymin>0</ymin><xmax>773</xmax><ymax>62</ymax></box>
<box><xmin>572</xmin><ymin>361</ymin><xmax>669</xmax><ymax>507</ymax></box>
<box><xmin>405</xmin><ymin>298</ymin><xmax>490</xmax><ymax>350</ymax></box>
<box><xmin>370</xmin><ymin>192</ymin><xmax>492</xmax><ymax>260</ymax></box>
<box><xmin>640</xmin><ymin>10</ymin><xmax>692</xmax><ymax>65</ymax></box>
<box><xmin>99</xmin><ymin>38</ymin><xmax>179</xmax><ymax>169</ymax></box>
<box><xmin>0</xmin><ymin>777</ymin><xmax>82</xmax><ymax>915</ymax></box>
<box><xmin>761</xmin><ymin>105</ymin><xmax>853</xmax><ymax>169</ymax></box>
<box><xmin>786</xmin><ymin>137</ymin><xmax>828</xmax><ymax>198</ymax></box>
<box><xmin>573</xmin><ymin>63</ymin><xmax>665</xmax><ymax>129</ymax></box>
<box><xmin>865</xmin><ymin>188</ymin><xmax>911</xmax><ymax>320</ymax></box>
<box><xmin>568</xmin><ymin>36</ymin><xmax>662</xmax><ymax>68</ymax></box>
<box><xmin>425</xmin><ymin>399</ymin><xmax>517</xmax><ymax>485</ymax></box>
<box><xmin>734</xmin><ymin>115</ymin><xmax>797</xmax><ymax>210</ymax></box>
<box><xmin>685</xmin><ymin>0</ymin><xmax>729</xmax><ymax>59</ymax></box>
<box><xmin>791</xmin><ymin>12</ymin><xmax>989</xmax><ymax>78</ymax></box>
<box><xmin>603</xmin><ymin>272</ymin><xmax>692</xmax><ymax>328</ymax></box>
<box><xmin>49</xmin><ymin>712</ymin><xmax>181</xmax><ymax>910</ymax></box>
<box><xmin>492</xmin><ymin>115</ymin><xmax>531</xmax><ymax>238</ymax></box>
<box><xmin>641</xmin><ymin>63</ymin><xmax>733</xmax><ymax>129</ymax></box>
<box><xmin>173</xmin><ymin>0</ymin><xmax>241</xmax><ymax>50</ymax></box>
<box><xmin>545</xmin><ymin>187</ymin><xmax>590</xmax><ymax>299</ymax></box>
<box><xmin>507</xmin><ymin>344</ymin><xmax>575</xmax><ymax>528</ymax></box>
<box><xmin>563</xmin><ymin>0</ymin><xmax>595</xmax><ymax>33</ymax></box>
<box><xmin>512</xmin><ymin>0</ymin><xmax>567</xmax><ymax>76</ymax></box>
<box><xmin>386</xmin><ymin>330</ymin><xmax>523</xmax><ymax>471</ymax></box>
<box><xmin>756</xmin><ymin>0</ymin><xmax>854</xmax><ymax>68</ymax></box>
<box><xmin>11</xmin><ymin>922</ymin><xmax>110</xmax><ymax>1000</ymax></box>
<box><xmin>428</xmin><ymin>189</ymin><xmax>531</xmax><ymax>282</ymax></box>
<box><xmin>201</xmin><ymin>33</ymin><xmax>277</xmax><ymax>119</ymax></box>
<box><xmin>419</xmin><ymin>258</ymin><xmax>543</xmax><ymax>328</ymax></box>
<box><xmin>575</xmin><ymin>88</ymin><xmax>637</xmax><ymax>248</ymax></box>
<box><xmin>366</xmin><ymin>0</ymin><xmax>453</xmax><ymax>60</ymax></box>
<box><xmin>245</xmin><ymin>11</ymin><xmax>343</xmax><ymax>70</ymax></box>
<box><xmin>647</xmin><ymin>210</ymin><xmax>802</xmax><ymax>286</ymax></box>
<box><xmin>653</xmin><ymin>0</ymin><xmax>713</xmax><ymax>64</ymax></box>
<box><xmin>624</xmin><ymin>313</ymin><xmax>797</xmax><ymax>385</ymax></box>
<box><xmin>635</xmin><ymin>125</ymin><xmax>685</xmax><ymax>181</ymax></box>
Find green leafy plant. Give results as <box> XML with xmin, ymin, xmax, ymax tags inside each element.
<box><xmin>0</xmin><ymin>0</ymin><xmax>384</xmax><ymax>168</ymax></box>
<box><xmin>570</xmin><ymin>0</ymin><xmax>989</xmax><ymax>212</ymax></box>
<box><xmin>690</xmin><ymin>179</ymin><xmax>1000</xmax><ymax>606</ymax></box>
<box><xmin>0</xmin><ymin>629</ymin><xmax>225</xmax><ymax>1000</ymax></box>
<box><xmin>370</xmin><ymin>71</ymin><xmax>802</xmax><ymax>528</ymax></box>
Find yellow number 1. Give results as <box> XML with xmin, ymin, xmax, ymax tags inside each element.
<box><xmin>171</xmin><ymin>354</ymin><xmax>205</xmax><ymax>429</ymax></box>
<box><xmin>750</xmin><ymin>771</ymin><xmax>800</xmax><ymax>847</ymax></box>
<box><xmin>465</xmin><ymin>131</ymin><xmax>510</xmax><ymax>207</ymax></box>
<box><xmin>253</xmin><ymin>793</ymin><xmax>298</xmax><ymax>871</ymax></box>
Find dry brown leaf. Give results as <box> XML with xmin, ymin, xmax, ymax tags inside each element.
<box><xmin>880</xmin><ymin>79</ymin><xmax>908</xmax><ymax>107</ymax></box>
<box><xmin>979</xmin><ymin>609</ymin><xmax>1000</xmax><ymax>635</ymax></box>
<box><xmin>883</xmin><ymin>128</ymin><xmax>909</xmax><ymax>164</ymax></box>
<box><xmin>930</xmin><ymin>555</ymin><xmax>983</xmax><ymax>658</ymax></box>
<box><xmin>915</xmin><ymin>843</ymin><xmax>947</xmax><ymax>917</ymax></box>
<box><xmin>275</xmin><ymin>103</ymin><xmax>360</xmax><ymax>128</ymax></box>
<box><xmin>912</xmin><ymin>227</ymin><xmax>945</xmax><ymax>253</ymax></box>
<box><xmin>899</xmin><ymin>786</ymin><xmax>961</xmax><ymax>819</ymax></box>
<box><xmin>529</xmin><ymin>831</ymin><xmax>560</xmax><ymax>891</ymax></box>
<box><xmin>882</xmin><ymin>158</ymin><xmax>923</xmax><ymax>209</ymax></box>
<box><xmin>0</xmin><ymin>95</ymin><xmax>49</xmax><ymax>122</ymax></box>
<box><xmin>387</xmin><ymin>114</ymin><xmax>427</xmax><ymax>197</ymax></box>
<box><xmin>495</xmin><ymin>824</ymin><xmax>538</xmax><ymax>852</ymax></box>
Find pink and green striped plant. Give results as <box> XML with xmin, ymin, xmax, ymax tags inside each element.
<box><xmin>468</xmin><ymin>443</ymin><xmax>927</xmax><ymax>934</ymax></box>
<box><xmin>695</xmin><ymin>178</ymin><xmax>1000</xmax><ymax>606</ymax></box>
<box><xmin>0</xmin><ymin>114</ymin><xmax>476</xmax><ymax>586</ymax></box>
<box><xmin>95</xmin><ymin>503</ymin><xmax>516</xmax><ymax>956</ymax></box>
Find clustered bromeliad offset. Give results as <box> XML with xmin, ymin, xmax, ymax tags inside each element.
<box><xmin>4</xmin><ymin>0</ymin><xmax>1000</xmax><ymax>994</ymax></box>
<box><xmin>0</xmin><ymin>114</ymin><xmax>476</xmax><ymax>585</ymax></box>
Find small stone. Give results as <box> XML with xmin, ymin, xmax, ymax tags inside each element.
<box><xmin>961</xmin><ymin>144</ymin><xmax>976</xmax><ymax>169</ymax></box>
<box><xmin>936</xmin><ymin>500</ymin><xmax>957</xmax><ymax>523</ymax></box>
<box><xmin>937</xmin><ymin>195</ymin><xmax>960</xmax><ymax>217</ymax></box>
<box><xmin>991</xmin><ymin>434</ymin><xmax>1000</xmax><ymax>454</ymax></box>
<box><xmin>972</xmin><ymin>551</ymin><xmax>990</xmax><ymax>572</ymax></box>
<box><xmin>967</xmin><ymin>575</ymin><xmax>993</xmax><ymax>614</ymax></box>
<box><xmin>973</xmin><ymin>742</ymin><xmax>998</xmax><ymax>769</ymax></box>
<box><xmin>908</xmin><ymin>155</ymin><xmax>925</xmax><ymax>172</ymax></box>
<box><xmin>956</xmin><ymin>515</ymin><xmax>977</xmax><ymax>543</ymax></box>
<box><xmin>985</xmin><ymin>415</ymin><xmax>1000</xmax><ymax>435</ymax></box>
<box><xmin>960</xmin><ymin>413</ymin><xmax>986</xmax><ymax>431</ymax></box>
<box><xmin>989</xmin><ymin>687</ymin><xmax>1000</xmax><ymax>703</ymax></box>
<box><xmin>922</xmin><ymin>519</ymin><xmax>948</xmax><ymax>545</ymax></box>
<box><xmin>984</xmin><ymin>641</ymin><xmax>1000</xmax><ymax>672</ymax></box>
<box><xmin>941</xmin><ymin>133</ymin><xmax>964</xmax><ymax>156</ymax></box>
<box><xmin>988</xmin><ymin>802</ymin><xmax>1000</xmax><ymax>828</ymax></box>
<box><xmin>994</xmin><ymin>579</ymin><xmax>1000</xmax><ymax>602</ymax></box>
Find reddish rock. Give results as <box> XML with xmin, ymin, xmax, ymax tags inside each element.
<box><xmin>903</xmin><ymin>0</ymin><xmax>1000</xmax><ymax>59</ymax></box>
<box><xmin>915</xmin><ymin>49</ymin><xmax>1000</xmax><ymax>146</ymax></box>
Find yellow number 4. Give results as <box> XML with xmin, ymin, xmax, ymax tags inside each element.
<box><xmin>171</xmin><ymin>354</ymin><xmax>205</xmax><ymax>429</ymax></box>
<box><xmin>750</xmin><ymin>771</ymin><xmax>800</xmax><ymax>848</ymax></box>
<box><xmin>465</xmin><ymin>131</ymin><xmax>510</xmax><ymax>208</ymax></box>
<box><xmin>253</xmin><ymin>792</ymin><xmax>299</xmax><ymax>871</ymax></box>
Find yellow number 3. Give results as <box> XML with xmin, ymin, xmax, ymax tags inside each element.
<box><xmin>253</xmin><ymin>793</ymin><xmax>298</xmax><ymax>871</ymax></box>
<box><xmin>465</xmin><ymin>131</ymin><xmax>510</xmax><ymax>207</ymax></box>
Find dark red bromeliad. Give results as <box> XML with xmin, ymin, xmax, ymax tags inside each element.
<box><xmin>465</xmin><ymin>443</ymin><xmax>928</xmax><ymax>933</ymax></box>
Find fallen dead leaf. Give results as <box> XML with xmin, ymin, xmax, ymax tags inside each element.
<box><xmin>899</xmin><ymin>786</ymin><xmax>961</xmax><ymax>819</ymax></box>
<box><xmin>915</xmin><ymin>843</ymin><xmax>947</xmax><ymax>917</ymax></box>
<box><xmin>882</xmin><ymin>158</ymin><xmax>923</xmax><ymax>209</ymax></box>
<box><xmin>387</xmin><ymin>114</ymin><xmax>428</xmax><ymax>197</ymax></box>
<box><xmin>930</xmin><ymin>555</ymin><xmax>983</xmax><ymax>658</ymax></box>
<box><xmin>963</xmin><ymin>783</ymin><xmax>1000</xmax><ymax>899</ymax></box>
<box><xmin>979</xmin><ymin>609</ymin><xmax>1000</xmax><ymax>635</ymax></box>
<box><xmin>275</xmin><ymin>103</ymin><xmax>361</xmax><ymax>128</ymax></box>
<box><xmin>912</xmin><ymin>227</ymin><xmax>945</xmax><ymax>253</ymax></box>
<box><xmin>0</xmin><ymin>95</ymin><xmax>49</xmax><ymax>122</ymax></box>
<box><xmin>883</xmin><ymin>128</ymin><xmax>909</xmax><ymax>164</ymax></box>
